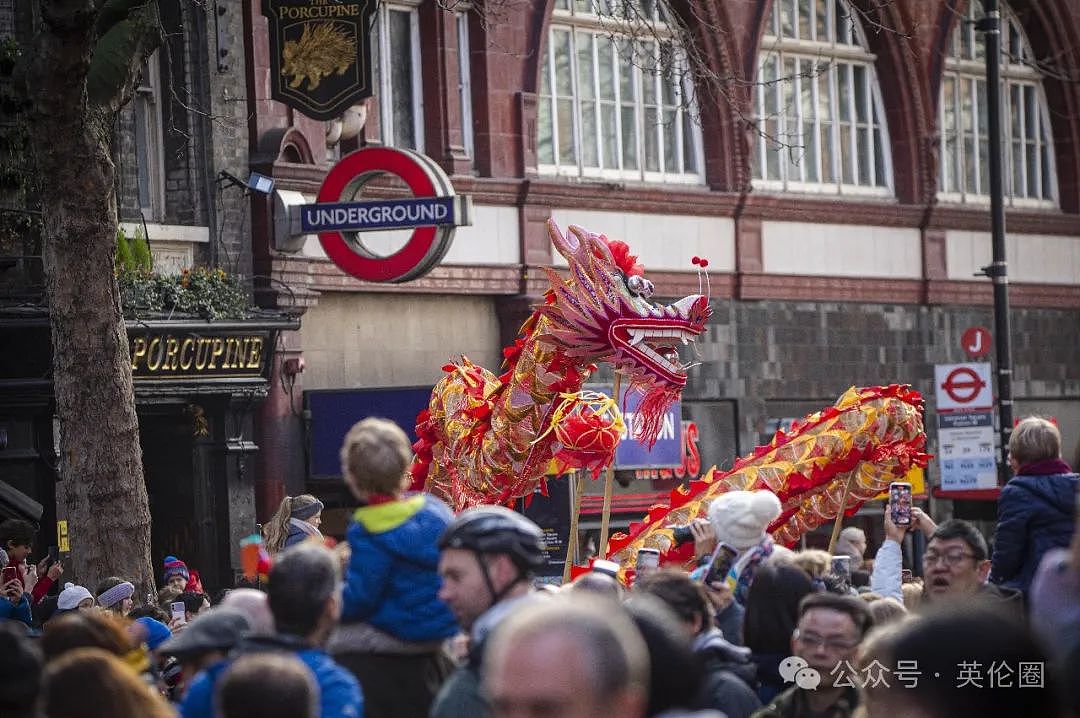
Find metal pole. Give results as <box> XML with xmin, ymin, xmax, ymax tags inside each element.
<box><xmin>979</xmin><ymin>0</ymin><xmax>1014</xmax><ymax>483</ymax></box>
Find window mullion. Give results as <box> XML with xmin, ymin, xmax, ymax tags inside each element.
<box><xmin>864</xmin><ymin>62</ymin><xmax>874</xmax><ymax>187</ymax></box>
<box><xmin>612</xmin><ymin>39</ymin><xmax>624</xmax><ymax>173</ymax></box>
<box><xmin>674</xmin><ymin>57</ymin><xmax>685</xmax><ymax>174</ymax></box>
<box><xmin>812</xmin><ymin>64</ymin><xmax>822</xmax><ymax>182</ymax></box>
<box><xmin>1035</xmin><ymin>89</ymin><xmax>1044</xmax><ymax>200</ymax></box>
<box><xmin>971</xmin><ymin>77</ymin><xmax>981</xmax><ymax>196</ymax></box>
<box><xmin>846</xmin><ymin>63</ymin><xmax>856</xmax><ymax>186</ymax></box>
<box><xmin>547</xmin><ymin>30</ymin><xmax>560</xmax><ymax>165</ymax></box>
<box><xmin>830</xmin><ymin>61</ymin><xmax>840</xmax><ymax>192</ymax></box>
<box><xmin>592</xmin><ymin>35</ymin><xmax>604</xmax><ymax>169</ymax></box>
<box><xmin>1017</xmin><ymin>81</ymin><xmax>1027</xmax><ymax>198</ymax></box>
<box><xmin>794</xmin><ymin>58</ymin><xmax>805</xmax><ymax>182</ymax></box>
<box><xmin>568</xmin><ymin>30</ymin><xmax>583</xmax><ymax>174</ymax></box>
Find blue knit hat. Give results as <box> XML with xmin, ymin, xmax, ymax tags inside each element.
<box><xmin>135</xmin><ymin>617</ymin><xmax>172</xmax><ymax>651</ymax></box>
<box><xmin>163</xmin><ymin>555</ymin><xmax>190</xmax><ymax>584</ymax></box>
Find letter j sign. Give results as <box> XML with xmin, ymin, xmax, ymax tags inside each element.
<box><xmin>300</xmin><ymin>147</ymin><xmax>472</xmax><ymax>283</ymax></box>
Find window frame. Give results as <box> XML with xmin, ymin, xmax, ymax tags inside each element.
<box><xmin>937</xmin><ymin>6</ymin><xmax>1058</xmax><ymax>207</ymax></box>
<box><xmin>374</xmin><ymin>1</ymin><xmax>425</xmax><ymax>152</ymax></box>
<box><xmin>133</xmin><ymin>49</ymin><xmax>166</xmax><ymax>221</ymax></box>
<box><xmin>536</xmin><ymin>0</ymin><xmax>706</xmax><ymax>185</ymax></box>
<box><xmin>752</xmin><ymin>0</ymin><xmax>895</xmax><ymax>197</ymax></box>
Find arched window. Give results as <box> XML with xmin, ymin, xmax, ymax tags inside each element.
<box><xmin>753</xmin><ymin>0</ymin><xmax>893</xmax><ymax>195</ymax></box>
<box><xmin>536</xmin><ymin>0</ymin><xmax>705</xmax><ymax>184</ymax></box>
<box><xmin>939</xmin><ymin>4</ymin><xmax>1057</xmax><ymax>205</ymax></box>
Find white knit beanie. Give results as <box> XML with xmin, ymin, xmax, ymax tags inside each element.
<box><xmin>57</xmin><ymin>582</ymin><xmax>94</xmax><ymax>611</ymax></box>
<box><xmin>707</xmin><ymin>490</ymin><xmax>782</xmax><ymax>551</ymax></box>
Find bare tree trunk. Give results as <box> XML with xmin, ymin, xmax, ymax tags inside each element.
<box><xmin>28</xmin><ymin>0</ymin><xmax>155</xmax><ymax>595</ymax></box>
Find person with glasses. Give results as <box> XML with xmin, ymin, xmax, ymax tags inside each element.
<box><xmin>751</xmin><ymin>593</ymin><xmax>873</xmax><ymax>718</ymax></box>
<box><xmin>871</xmin><ymin>509</ymin><xmax>1024</xmax><ymax>620</ymax></box>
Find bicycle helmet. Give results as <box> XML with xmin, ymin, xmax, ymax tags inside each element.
<box><xmin>438</xmin><ymin>505</ymin><xmax>547</xmax><ymax>572</ymax></box>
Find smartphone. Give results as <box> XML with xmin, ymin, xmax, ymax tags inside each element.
<box><xmin>1</xmin><ymin>565</ymin><xmax>18</xmax><ymax>587</ymax></box>
<box><xmin>831</xmin><ymin>555</ymin><xmax>852</xmax><ymax>588</ymax></box>
<box><xmin>901</xmin><ymin>569</ymin><xmax>913</xmax><ymax>584</ymax></box>
<box><xmin>170</xmin><ymin>600</ymin><xmax>187</xmax><ymax>625</ymax></box>
<box><xmin>890</xmin><ymin>482</ymin><xmax>913</xmax><ymax>526</ymax></box>
<box><xmin>635</xmin><ymin>548</ymin><xmax>661</xmax><ymax>575</ymax></box>
<box><xmin>45</xmin><ymin>545</ymin><xmax>59</xmax><ymax>569</ymax></box>
<box><xmin>703</xmin><ymin>543</ymin><xmax>738</xmax><ymax>586</ymax></box>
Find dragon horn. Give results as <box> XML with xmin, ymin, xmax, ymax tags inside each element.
<box><xmin>547</xmin><ymin>219</ymin><xmax>589</xmax><ymax>265</ymax></box>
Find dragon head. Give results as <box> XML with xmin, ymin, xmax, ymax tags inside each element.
<box><xmin>538</xmin><ymin>220</ymin><xmax>711</xmax><ymax>443</ymax></box>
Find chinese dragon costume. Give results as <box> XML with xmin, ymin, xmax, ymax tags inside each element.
<box><xmin>411</xmin><ymin>219</ymin><xmax>930</xmax><ymax>557</ymax></box>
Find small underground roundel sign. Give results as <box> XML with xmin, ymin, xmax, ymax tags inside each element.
<box><xmin>303</xmin><ymin>148</ymin><xmax>472</xmax><ymax>283</ymax></box>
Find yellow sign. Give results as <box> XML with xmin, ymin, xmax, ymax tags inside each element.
<box><xmin>57</xmin><ymin>520</ymin><xmax>69</xmax><ymax>553</ymax></box>
<box><xmin>128</xmin><ymin>333</ymin><xmax>266</xmax><ymax>378</ymax></box>
<box><xmin>873</xmin><ymin>466</ymin><xmax>926</xmax><ymax>500</ymax></box>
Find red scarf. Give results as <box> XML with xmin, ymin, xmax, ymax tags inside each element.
<box><xmin>1019</xmin><ymin>458</ymin><xmax>1074</xmax><ymax>476</ymax></box>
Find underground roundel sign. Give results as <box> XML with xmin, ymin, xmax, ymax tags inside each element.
<box><xmin>302</xmin><ymin>147</ymin><xmax>471</xmax><ymax>283</ymax></box>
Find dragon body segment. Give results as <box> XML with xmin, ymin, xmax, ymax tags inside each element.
<box><xmin>413</xmin><ymin>220</ymin><xmax>711</xmax><ymax>511</ymax></box>
<box><xmin>605</xmin><ymin>385</ymin><xmax>931</xmax><ymax>573</ymax></box>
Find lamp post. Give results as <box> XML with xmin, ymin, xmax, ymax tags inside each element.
<box><xmin>977</xmin><ymin>0</ymin><xmax>1014</xmax><ymax>482</ymax></box>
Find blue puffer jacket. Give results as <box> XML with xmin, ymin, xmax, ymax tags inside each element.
<box><xmin>341</xmin><ymin>493</ymin><xmax>458</xmax><ymax>642</ymax></box>
<box><xmin>990</xmin><ymin>471</ymin><xmax>1078</xmax><ymax>594</ymax></box>
<box><xmin>180</xmin><ymin>634</ymin><xmax>363</xmax><ymax>718</ymax></box>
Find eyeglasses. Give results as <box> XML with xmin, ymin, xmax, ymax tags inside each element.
<box><xmin>793</xmin><ymin>630</ymin><xmax>858</xmax><ymax>652</ymax></box>
<box><xmin>923</xmin><ymin>551</ymin><xmax>976</xmax><ymax>567</ymax></box>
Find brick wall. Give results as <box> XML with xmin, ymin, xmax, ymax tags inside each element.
<box><xmin>113</xmin><ymin>0</ymin><xmax>254</xmax><ymax>277</ymax></box>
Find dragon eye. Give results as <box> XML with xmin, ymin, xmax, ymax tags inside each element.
<box><xmin>627</xmin><ymin>274</ymin><xmax>653</xmax><ymax>298</ymax></box>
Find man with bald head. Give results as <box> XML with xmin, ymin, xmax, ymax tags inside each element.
<box><xmin>483</xmin><ymin>596</ymin><xmax>649</xmax><ymax>718</ymax></box>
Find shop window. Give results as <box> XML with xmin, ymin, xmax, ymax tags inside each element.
<box><xmin>939</xmin><ymin>3</ymin><xmax>1057</xmax><ymax>206</ymax></box>
<box><xmin>537</xmin><ymin>0</ymin><xmax>704</xmax><ymax>184</ymax></box>
<box><xmin>373</xmin><ymin>3</ymin><xmax>424</xmax><ymax>151</ymax></box>
<box><xmin>134</xmin><ymin>50</ymin><xmax>166</xmax><ymax>221</ymax></box>
<box><xmin>752</xmin><ymin>0</ymin><xmax>893</xmax><ymax>196</ymax></box>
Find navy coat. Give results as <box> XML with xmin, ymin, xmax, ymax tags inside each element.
<box><xmin>990</xmin><ymin>471</ymin><xmax>1078</xmax><ymax>594</ymax></box>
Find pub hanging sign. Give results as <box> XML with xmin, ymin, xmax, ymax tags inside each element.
<box><xmin>261</xmin><ymin>0</ymin><xmax>375</xmax><ymax>121</ymax></box>
<box><xmin>129</xmin><ymin>331</ymin><xmax>269</xmax><ymax>380</ymax></box>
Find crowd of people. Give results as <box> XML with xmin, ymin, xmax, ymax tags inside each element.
<box><xmin>1</xmin><ymin>416</ymin><xmax>1077</xmax><ymax>718</ymax></box>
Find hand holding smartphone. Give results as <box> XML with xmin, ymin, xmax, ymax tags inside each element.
<box><xmin>831</xmin><ymin>555</ymin><xmax>852</xmax><ymax>590</ymax></box>
<box><xmin>635</xmin><ymin>548</ymin><xmax>661</xmax><ymax>577</ymax></box>
<box><xmin>2</xmin><ymin>566</ymin><xmax>19</xmax><ymax>596</ymax></box>
<box><xmin>703</xmin><ymin>543</ymin><xmax>738</xmax><ymax>587</ymax></box>
<box><xmin>889</xmin><ymin>482</ymin><xmax>913</xmax><ymax>527</ymax></box>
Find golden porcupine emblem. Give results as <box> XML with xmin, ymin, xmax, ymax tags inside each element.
<box><xmin>282</xmin><ymin>22</ymin><xmax>357</xmax><ymax>91</ymax></box>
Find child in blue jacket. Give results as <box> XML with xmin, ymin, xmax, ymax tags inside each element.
<box><xmin>332</xmin><ymin>417</ymin><xmax>457</xmax><ymax>718</ymax></box>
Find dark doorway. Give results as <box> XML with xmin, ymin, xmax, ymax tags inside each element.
<box><xmin>140</xmin><ymin>409</ymin><xmax>199</xmax><ymax>592</ymax></box>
